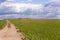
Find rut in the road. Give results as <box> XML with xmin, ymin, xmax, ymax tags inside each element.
<box><xmin>0</xmin><ymin>21</ymin><xmax>25</xmax><ymax>40</ymax></box>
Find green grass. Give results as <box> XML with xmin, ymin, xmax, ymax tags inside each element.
<box><xmin>10</xmin><ymin>19</ymin><xmax>60</xmax><ymax>40</ymax></box>
<box><xmin>0</xmin><ymin>20</ymin><xmax>6</xmax><ymax>29</ymax></box>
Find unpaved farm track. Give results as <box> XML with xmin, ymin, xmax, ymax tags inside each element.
<box><xmin>0</xmin><ymin>20</ymin><xmax>25</xmax><ymax>40</ymax></box>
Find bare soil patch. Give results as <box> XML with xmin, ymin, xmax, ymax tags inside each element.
<box><xmin>0</xmin><ymin>20</ymin><xmax>25</xmax><ymax>40</ymax></box>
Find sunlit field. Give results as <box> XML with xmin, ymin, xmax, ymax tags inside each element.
<box><xmin>0</xmin><ymin>20</ymin><xmax>6</xmax><ymax>29</ymax></box>
<box><xmin>10</xmin><ymin>19</ymin><xmax>60</xmax><ymax>40</ymax></box>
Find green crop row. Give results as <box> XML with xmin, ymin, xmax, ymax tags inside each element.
<box><xmin>10</xmin><ymin>19</ymin><xmax>60</xmax><ymax>40</ymax></box>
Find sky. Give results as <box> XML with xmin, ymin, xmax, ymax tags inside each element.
<box><xmin>0</xmin><ymin>0</ymin><xmax>60</xmax><ymax>19</ymax></box>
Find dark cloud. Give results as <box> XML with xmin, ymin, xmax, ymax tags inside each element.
<box><xmin>0</xmin><ymin>0</ymin><xmax>6</xmax><ymax>3</ymax></box>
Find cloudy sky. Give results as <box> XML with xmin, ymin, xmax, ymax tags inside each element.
<box><xmin>0</xmin><ymin>0</ymin><xmax>60</xmax><ymax>19</ymax></box>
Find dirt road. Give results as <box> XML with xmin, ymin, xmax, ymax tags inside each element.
<box><xmin>0</xmin><ymin>20</ymin><xmax>24</xmax><ymax>40</ymax></box>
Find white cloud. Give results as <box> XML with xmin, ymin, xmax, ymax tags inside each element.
<box><xmin>21</xmin><ymin>0</ymin><xmax>33</xmax><ymax>3</ymax></box>
<box><xmin>6</xmin><ymin>0</ymin><xmax>15</xmax><ymax>2</ymax></box>
<box><xmin>56</xmin><ymin>15</ymin><xmax>60</xmax><ymax>18</ymax></box>
<box><xmin>49</xmin><ymin>0</ymin><xmax>60</xmax><ymax>2</ymax></box>
<box><xmin>1</xmin><ymin>0</ymin><xmax>60</xmax><ymax>18</ymax></box>
<box><xmin>27</xmin><ymin>0</ymin><xmax>32</xmax><ymax>2</ymax></box>
<box><xmin>0</xmin><ymin>2</ymin><xmax>43</xmax><ymax>12</ymax></box>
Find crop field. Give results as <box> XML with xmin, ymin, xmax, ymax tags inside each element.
<box><xmin>0</xmin><ymin>20</ymin><xmax>6</xmax><ymax>29</ymax></box>
<box><xmin>10</xmin><ymin>19</ymin><xmax>60</xmax><ymax>40</ymax></box>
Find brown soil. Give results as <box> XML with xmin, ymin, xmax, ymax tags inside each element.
<box><xmin>19</xmin><ymin>18</ymin><xmax>54</xmax><ymax>21</ymax></box>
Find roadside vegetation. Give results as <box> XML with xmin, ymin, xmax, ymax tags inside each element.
<box><xmin>0</xmin><ymin>20</ymin><xmax>6</xmax><ymax>29</ymax></box>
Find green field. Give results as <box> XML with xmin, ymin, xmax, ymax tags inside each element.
<box><xmin>0</xmin><ymin>20</ymin><xmax>6</xmax><ymax>29</ymax></box>
<box><xmin>10</xmin><ymin>19</ymin><xmax>60</xmax><ymax>40</ymax></box>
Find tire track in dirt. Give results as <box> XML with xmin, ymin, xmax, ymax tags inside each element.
<box><xmin>0</xmin><ymin>20</ymin><xmax>25</xmax><ymax>40</ymax></box>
